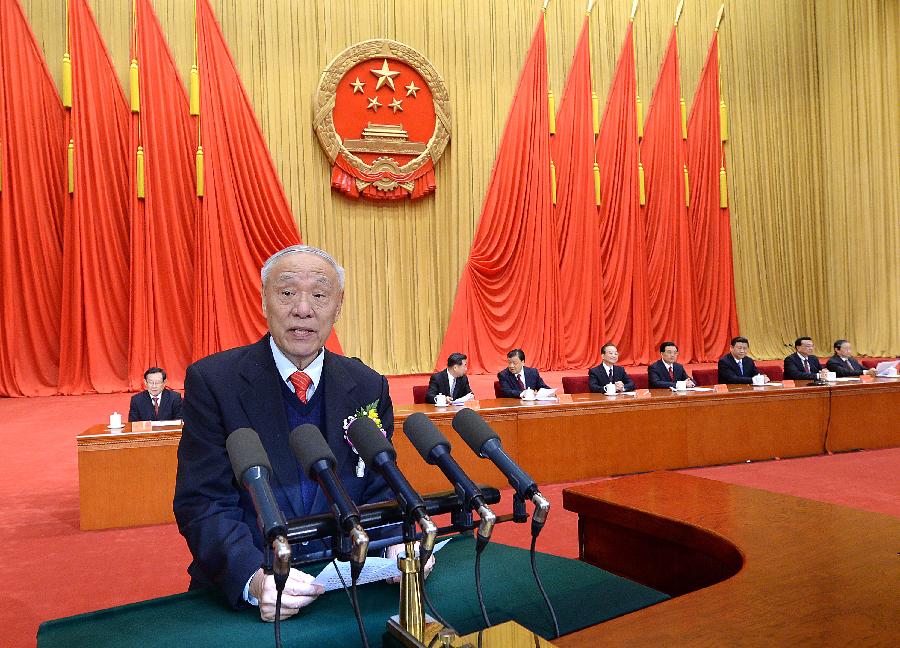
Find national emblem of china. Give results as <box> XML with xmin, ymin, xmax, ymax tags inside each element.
<box><xmin>313</xmin><ymin>40</ymin><xmax>451</xmax><ymax>201</ymax></box>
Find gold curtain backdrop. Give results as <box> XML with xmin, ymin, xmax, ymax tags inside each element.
<box><xmin>20</xmin><ymin>0</ymin><xmax>899</xmax><ymax>374</ymax></box>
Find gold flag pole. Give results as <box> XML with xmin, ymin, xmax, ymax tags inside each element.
<box><xmin>716</xmin><ymin>4</ymin><xmax>729</xmax><ymax>208</ymax></box>
<box><xmin>62</xmin><ymin>0</ymin><xmax>73</xmax><ymax>108</ymax></box>
<box><xmin>543</xmin><ymin>0</ymin><xmax>556</xmax><ymax>135</ymax></box>
<box><xmin>632</xmin><ymin>0</ymin><xmax>645</xmax><ymax>205</ymax></box>
<box><xmin>586</xmin><ymin>0</ymin><xmax>601</xmax><ymax>205</ymax></box>
<box><xmin>675</xmin><ymin>0</ymin><xmax>687</xmax><ymax>140</ymax></box>
<box><xmin>193</xmin><ymin>0</ymin><xmax>203</xmax><ymax>197</ymax></box>
<box><xmin>132</xmin><ymin>0</ymin><xmax>145</xmax><ymax>198</ymax></box>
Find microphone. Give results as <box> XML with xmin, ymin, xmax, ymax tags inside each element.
<box><xmin>451</xmin><ymin>409</ymin><xmax>550</xmax><ymax>535</ymax></box>
<box><xmin>226</xmin><ymin>428</ymin><xmax>291</xmax><ymax>587</ymax></box>
<box><xmin>403</xmin><ymin>413</ymin><xmax>495</xmax><ymax>544</ymax></box>
<box><xmin>289</xmin><ymin>424</ymin><xmax>369</xmax><ymax>571</ymax></box>
<box><xmin>347</xmin><ymin>417</ymin><xmax>437</xmax><ymax>553</ymax></box>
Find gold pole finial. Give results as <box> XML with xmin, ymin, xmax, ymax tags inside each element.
<box><xmin>630</xmin><ymin>0</ymin><xmax>639</xmax><ymax>22</ymax></box>
<box><xmin>715</xmin><ymin>4</ymin><xmax>726</xmax><ymax>32</ymax></box>
<box><xmin>675</xmin><ymin>0</ymin><xmax>685</xmax><ymax>26</ymax></box>
<box><xmin>586</xmin><ymin>0</ymin><xmax>596</xmax><ymax>15</ymax></box>
<box><xmin>542</xmin><ymin>0</ymin><xmax>550</xmax><ymax>12</ymax></box>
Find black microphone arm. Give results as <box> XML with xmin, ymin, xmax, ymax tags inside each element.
<box><xmin>403</xmin><ymin>413</ymin><xmax>496</xmax><ymax>544</ymax></box>
<box><xmin>288</xmin><ymin>424</ymin><xmax>369</xmax><ymax>570</ymax></box>
<box><xmin>347</xmin><ymin>417</ymin><xmax>437</xmax><ymax>553</ymax></box>
<box><xmin>451</xmin><ymin>409</ymin><xmax>550</xmax><ymax>535</ymax></box>
<box><xmin>226</xmin><ymin>427</ymin><xmax>291</xmax><ymax>586</ymax></box>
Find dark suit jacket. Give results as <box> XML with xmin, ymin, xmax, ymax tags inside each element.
<box><xmin>647</xmin><ymin>360</ymin><xmax>690</xmax><ymax>389</ymax></box>
<box><xmin>783</xmin><ymin>353</ymin><xmax>822</xmax><ymax>380</ymax></box>
<box><xmin>497</xmin><ymin>366</ymin><xmax>549</xmax><ymax>398</ymax></box>
<box><xmin>173</xmin><ymin>335</ymin><xmax>393</xmax><ymax>609</ymax></box>
<box><xmin>425</xmin><ymin>370</ymin><xmax>472</xmax><ymax>404</ymax></box>
<box><xmin>826</xmin><ymin>354</ymin><xmax>865</xmax><ymax>377</ymax></box>
<box><xmin>128</xmin><ymin>389</ymin><xmax>182</xmax><ymax>422</ymax></box>
<box><xmin>717</xmin><ymin>355</ymin><xmax>759</xmax><ymax>385</ymax></box>
<box><xmin>588</xmin><ymin>364</ymin><xmax>635</xmax><ymax>392</ymax></box>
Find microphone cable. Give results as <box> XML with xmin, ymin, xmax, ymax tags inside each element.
<box><xmin>474</xmin><ymin>538</ymin><xmax>491</xmax><ymax>629</ymax></box>
<box><xmin>528</xmin><ymin>530</ymin><xmax>559</xmax><ymax>639</ymax></box>
<box><xmin>419</xmin><ymin>546</ymin><xmax>453</xmax><ymax>632</ymax></box>
<box><xmin>273</xmin><ymin>588</ymin><xmax>284</xmax><ymax>648</ymax></box>
<box><xmin>333</xmin><ymin>558</ymin><xmax>371</xmax><ymax>648</ymax></box>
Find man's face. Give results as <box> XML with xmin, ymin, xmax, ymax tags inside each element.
<box><xmin>837</xmin><ymin>342</ymin><xmax>852</xmax><ymax>358</ymax></box>
<box><xmin>797</xmin><ymin>339</ymin><xmax>815</xmax><ymax>356</ymax></box>
<box><xmin>731</xmin><ymin>342</ymin><xmax>749</xmax><ymax>360</ymax></box>
<box><xmin>144</xmin><ymin>372</ymin><xmax>166</xmax><ymax>397</ymax></box>
<box><xmin>507</xmin><ymin>355</ymin><xmax>524</xmax><ymax>375</ymax></box>
<box><xmin>602</xmin><ymin>346</ymin><xmax>619</xmax><ymax>364</ymax></box>
<box><xmin>661</xmin><ymin>345</ymin><xmax>678</xmax><ymax>364</ymax></box>
<box><xmin>262</xmin><ymin>252</ymin><xmax>343</xmax><ymax>370</ymax></box>
<box><xmin>449</xmin><ymin>359</ymin><xmax>468</xmax><ymax>379</ymax></box>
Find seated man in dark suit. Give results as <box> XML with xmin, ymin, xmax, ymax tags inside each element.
<box><xmin>173</xmin><ymin>245</ymin><xmax>431</xmax><ymax>623</ymax></box>
<box><xmin>826</xmin><ymin>339</ymin><xmax>877</xmax><ymax>378</ymax></box>
<box><xmin>426</xmin><ymin>352</ymin><xmax>474</xmax><ymax>404</ymax></box>
<box><xmin>497</xmin><ymin>348</ymin><xmax>550</xmax><ymax>398</ymax></box>
<box><xmin>128</xmin><ymin>367</ymin><xmax>183</xmax><ymax>421</ymax></box>
<box><xmin>783</xmin><ymin>336</ymin><xmax>829</xmax><ymax>381</ymax></box>
<box><xmin>717</xmin><ymin>336</ymin><xmax>768</xmax><ymax>385</ymax></box>
<box><xmin>588</xmin><ymin>343</ymin><xmax>635</xmax><ymax>393</ymax></box>
<box><xmin>647</xmin><ymin>341</ymin><xmax>695</xmax><ymax>389</ymax></box>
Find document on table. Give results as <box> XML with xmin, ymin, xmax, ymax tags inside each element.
<box><xmin>451</xmin><ymin>393</ymin><xmax>474</xmax><ymax>405</ymax></box>
<box><xmin>312</xmin><ymin>538</ymin><xmax>452</xmax><ymax>592</ymax></box>
<box><xmin>535</xmin><ymin>388</ymin><xmax>558</xmax><ymax>400</ymax></box>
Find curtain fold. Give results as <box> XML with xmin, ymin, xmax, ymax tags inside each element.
<box><xmin>0</xmin><ymin>0</ymin><xmax>65</xmax><ymax>397</ymax></box>
<box><xmin>436</xmin><ymin>14</ymin><xmax>561</xmax><ymax>374</ymax></box>
<box><xmin>57</xmin><ymin>0</ymin><xmax>131</xmax><ymax>394</ymax></box>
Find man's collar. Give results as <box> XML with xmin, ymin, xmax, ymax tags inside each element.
<box><xmin>269</xmin><ymin>338</ymin><xmax>325</xmax><ymax>390</ymax></box>
<box><xmin>602</xmin><ymin>361</ymin><xmax>615</xmax><ymax>368</ymax></box>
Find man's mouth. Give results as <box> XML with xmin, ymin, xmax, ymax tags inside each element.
<box><xmin>288</xmin><ymin>327</ymin><xmax>316</xmax><ymax>339</ymax></box>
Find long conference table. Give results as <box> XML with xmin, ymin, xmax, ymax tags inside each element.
<box><xmin>77</xmin><ymin>377</ymin><xmax>900</xmax><ymax>530</ymax></box>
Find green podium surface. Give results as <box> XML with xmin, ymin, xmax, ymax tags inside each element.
<box><xmin>38</xmin><ymin>536</ymin><xmax>667</xmax><ymax>647</ymax></box>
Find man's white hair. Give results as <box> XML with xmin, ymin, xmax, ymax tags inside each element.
<box><xmin>260</xmin><ymin>245</ymin><xmax>346</xmax><ymax>290</ymax></box>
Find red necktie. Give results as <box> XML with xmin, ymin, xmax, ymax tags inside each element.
<box><xmin>517</xmin><ymin>374</ymin><xmax>526</xmax><ymax>391</ymax></box>
<box><xmin>290</xmin><ymin>371</ymin><xmax>313</xmax><ymax>404</ymax></box>
<box><xmin>802</xmin><ymin>358</ymin><xmax>810</xmax><ymax>374</ymax></box>
<box><xmin>152</xmin><ymin>396</ymin><xmax>160</xmax><ymax>416</ymax></box>
<box><xmin>668</xmin><ymin>366</ymin><xmax>675</xmax><ymax>382</ymax></box>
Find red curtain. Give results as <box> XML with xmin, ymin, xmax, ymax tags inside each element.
<box><xmin>551</xmin><ymin>18</ymin><xmax>604</xmax><ymax>369</ymax></box>
<box><xmin>641</xmin><ymin>28</ymin><xmax>698</xmax><ymax>362</ymax></box>
<box><xmin>57</xmin><ymin>0</ymin><xmax>131</xmax><ymax>394</ymax></box>
<box><xmin>0</xmin><ymin>0</ymin><xmax>65</xmax><ymax>397</ymax></box>
<box><xmin>436</xmin><ymin>15</ymin><xmax>561</xmax><ymax>373</ymax></box>
<box><xmin>687</xmin><ymin>33</ymin><xmax>739</xmax><ymax>361</ymax></box>
<box><xmin>127</xmin><ymin>0</ymin><xmax>197</xmax><ymax>390</ymax></box>
<box><xmin>595</xmin><ymin>24</ymin><xmax>651</xmax><ymax>366</ymax></box>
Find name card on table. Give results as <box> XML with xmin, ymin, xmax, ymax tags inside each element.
<box><xmin>781</xmin><ymin>379</ymin><xmax>795</xmax><ymax>388</ymax></box>
<box><xmin>860</xmin><ymin>374</ymin><xmax>874</xmax><ymax>383</ymax></box>
<box><xmin>131</xmin><ymin>421</ymin><xmax>152</xmax><ymax>432</ymax></box>
<box><xmin>713</xmin><ymin>384</ymin><xmax>729</xmax><ymax>393</ymax></box>
<box><xmin>634</xmin><ymin>389</ymin><xmax>652</xmax><ymax>399</ymax></box>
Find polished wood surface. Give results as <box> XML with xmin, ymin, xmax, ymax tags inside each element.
<box><xmin>558</xmin><ymin>472</ymin><xmax>900</xmax><ymax>647</ymax></box>
<box><xmin>77</xmin><ymin>379</ymin><xmax>900</xmax><ymax>529</ymax></box>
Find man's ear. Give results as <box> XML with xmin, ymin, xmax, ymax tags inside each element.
<box><xmin>334</xmin><ymin>291</ymin><xmax>344</xmax><ymax>322</ymax></box>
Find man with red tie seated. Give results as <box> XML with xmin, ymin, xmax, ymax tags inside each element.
<box><xmin>425</xmin><ymin>352</ymin><xmax>474</xmax><ymax>403</ymax></box>
<box><xmin>588</xmin><ymin>343</ymin><xmax>635</xmax><ymax>393</ymax></box>
<box><xmin>784</xmin><ymin>336</ymin><xmax>830</xmax><ymax>381</ymax></box>
<box><xmin>128</xmin><ymin>367</ymin><xmax>183</xmax><ymax>422</ymax></box>
<box><xmin>826</xmin><ymin>339</ymin><xmax>877</xmax><ymax>378</ymax></box>
<box><xmin>717</xmin><ymin>336</ymin><xmax>769</xmax><ymax>385</ymax></box>
<box><xmin>647</xmin><ymin>341</ymin><xmax>695</xmax><ymax>389</ymax></box>
<box><xmin>497</xmin><ymin>348</ymin><xmax>550</xmax><ymax>398</ymax></box>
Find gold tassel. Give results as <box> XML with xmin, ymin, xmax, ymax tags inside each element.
<box><xmin>130</xmin><ymin>59</ymin><xmax>140</xmax><ymax>112</ymax></box>
<box><xmin>136</xmin><ymin>146</ymin><xmax>145</xmax><ymax>198</ymax></box>
<box><xmin>638</xmin><ymin>162</ymin><xmax>645</xmax><ymax>205</ymax></box>
<box><xmin>190</xmin><ymin>65</ymin><xmax>200</xmax><ymax>116</ymax></box>
<box><xmin>593</xmin><ymin>162</ymin><xmax>602</xmax><ymax>206</ymax></box>
<box><xmin>62</xmin><ymin>53</ymin><xmax>73</xmax><ymax>108</ymax></box>
<box><xmin>592</xmin><ymin>91</ymin><xmax>599</xmax><ymax>136</ymax></box>
<box><xmin>719</xmin><ymin>99</ymin><xmax>728</xmax><ymax>142</ymax></box>
<box><xmin>683</xmin><ymin>164</ymin><xmax>690</xmax><ymax>207</ymax></box>
<box><xmin>195</xmin><ymin>145</ymin><xmax>204</xmax><ymax>197</ymax></box>
<box><xmin>550</xmin><ymin>160</ymin><xmax>557</xmax><ymax>205</ymax></box>
<box><xmin>548</xmin><ymin>91</ymin><xmax>556</xmax><ymax>135</ymax></box>
<box><xmin>680</xmin><ymin>98</ymin><xmax>687</xmax><ymax>139</ymax></box>
<box><xmin>636</xmin><ymin>95</ymin><xmax>643</xmax><ymax>139</ymax></box>
<box><xmin>719</xmin><ymin>166</ymin><xmax>728</xmax><ymax>208</ymax></box>
<box><xmin>67</xmin><ymin>139</ymin><xmax>75</xmax><ymax>194</ymax></box>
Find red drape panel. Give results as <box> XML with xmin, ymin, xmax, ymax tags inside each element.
<box><xmin>641</xmin><ymin>28</ymin><xmax>697</xmax><ymax>361</ymax></box>
<box><xmin>687</xmin><ymin>33</ymin><xmax>739</xmax><ymax>361</ymax></box>
<box><xmin>127</xmin><ymin>0</ymin><xmax>196</xmax><ymax>390</ymax></box>
<box><xmin>0</xmin><ymin>0</ymin><xmax>65</xmax><ymax>397</ymax></box>
<box><xmin>551</xmin><ymin>18</ymin><xmax>604</xmax><ymax>369</ymax></box>
<box><xmin>595</xmin><ymin>24</ymin><xmax>651</xmax><ymax>366</ymax></box>
<box><xmin>57</xmin><ymin>0</ymin><xmax>130</xmax><ymax>394</ymax></box>
<box><xmin>194</xmin><ymin>0</ymin><xmax>341</xmax><ymax>359</ymax></box>
<box><xmin>436</xmin><ymin>15</ymin><xmax>561</xmax><ymax>373</ymax></box>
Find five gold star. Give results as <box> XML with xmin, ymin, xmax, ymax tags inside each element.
<box><xmin>389</xmin><ymin>98</ymin><xmax>403</xmax><ymax>113</ymax></box>
<box><xmin>367</xmin><ymin>96</ymin><xmax>382</xmax><ymax>111</ymax></box>
<box><xmin>370</xmin><ymin>59</ymin><xmax>400</xmax><ymax>91</ymax></box>
<box><xmin>405</xmin><ymin>81</ymin><xmax>420</xmax><ymax>98</ymax></box>
<box><xmin>350</xmin><ymin>77</ymin><xmax>365</xmax><ymax>93</ymax></box>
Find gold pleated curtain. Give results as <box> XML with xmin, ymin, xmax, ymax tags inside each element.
<box><xmin>19</xmin><ymin>0</ymin><xmax>899</xmax><ymax>373</ymax></box>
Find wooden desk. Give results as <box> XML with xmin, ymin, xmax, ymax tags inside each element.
<box><xmin>77</xmin><ymin>379</ymin><xmax>900</xmax><ymax>530</ymax></box>
<box><xmin>559</xmin><ymin>472</ymin><xmax>900</xmax><ymax>646</ymax></box>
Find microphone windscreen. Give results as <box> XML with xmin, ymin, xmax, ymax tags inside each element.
<box><xmin>289</xmin><ymin>424</ymin><xmax>336</xmax><ymax>478</ymax></box>
<box><xmin>226</xmin><ymin>427</ymin><xmax>271</xmax><ymax>481</ymax></box>
<box><xmin>348</xmin><ymin>416</ymin><xmax>396</xmax><ymax>464</ymax></box>
<box><xmin>452</xmin><ymin>408</ymin><xmax>499</xmax><ymax>453</ymax></box>
<box><xmin>403</xmin><ymin>412</ymin><xmax>450</xmax><ymax>461</ymax></box>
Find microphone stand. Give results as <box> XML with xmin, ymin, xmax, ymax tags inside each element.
<box><xmin>388</xmin><ymin>515</ymin><xmax>439</xmax><ymax>647</ymax></box>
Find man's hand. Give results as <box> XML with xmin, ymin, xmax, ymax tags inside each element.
<box><xmin>384</xmin><ymin>542</ymin><xmax>436</xmax><ymax>584</ymax></box>
<box><xmin>686</xmin><ymin>378</ymin><xmax>696</xmax><ymax>388</ymax></box>
<box><xmin>249</xmin><ymin>567</ymin><xmax>325</xmax><ymax>622</ymax></box>
<box><xmin>614</xmin><ymin>380</ymin><xmax>625</xmax><ymax>392</ymax></box>
<box><xmin>866</xmin><ymin>368</ymin><xmax>877</xmax><ymax>377</ymax></box>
